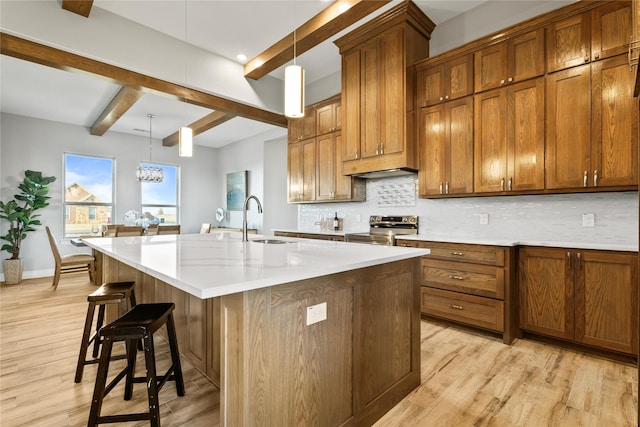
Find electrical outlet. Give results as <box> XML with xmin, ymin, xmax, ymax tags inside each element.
<box><xmin>306</xmin><ymin>302</ymin><xmax>327</xmax><ymax>326</ymax></box>
<box><xmin>582</xmin><ymin>213</ymin><xmax>595</xmax><ymax>227</ymax></box>
<box><xmin>480</xmin><ymin>213</ymin><xmax>489</xmax><ymax>225</ymax></box>
<box><xmin>355</xmin><ymin>214</ymin><xmax>362</xmax><ymax>222</ymax></box>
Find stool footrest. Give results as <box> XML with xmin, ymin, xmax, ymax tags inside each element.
<box><xmin>97</xmin><ymin>413</ymin><xmax>150</xmax><ymax>423</ymax></box>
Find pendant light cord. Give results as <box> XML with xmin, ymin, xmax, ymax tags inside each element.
<box><xmin>148</xmin><ymin>113</ymin><xmax>153</xmax><ymax>162</ymax></box>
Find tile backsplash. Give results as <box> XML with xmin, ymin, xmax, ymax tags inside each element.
<box><xmin>298</xmin><ymin>175</ymin><xmax>638</xmax><ymax>248</ymax></box>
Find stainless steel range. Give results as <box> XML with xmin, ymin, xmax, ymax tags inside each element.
<box><xmin>344</xmin><ymin>215</ymin><xmax>418</xmax><ymax>246</ymax></box>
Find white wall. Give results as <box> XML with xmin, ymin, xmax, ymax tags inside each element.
<box><xmin>0</xmin><ymin>113</ymin><xmax>218</xmax><ymax>279</ymax></box>
<box><xmin>264</xmin><ymin>136</ymin><xmax>298</xmax><ymax>234</ymax></box>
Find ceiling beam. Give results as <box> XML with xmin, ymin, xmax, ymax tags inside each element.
<box><xmin>244</xmin><ymin>0</ymin><xmax>391</xmax><ymax>80</ymax></box>
<box><xmin>162</xmin><ymin>111</ymin><xmax>235</xmax><ymax>146</ymax></box>
<box><xmin>90</xmin><ymin>85</ymin><xmax>144</xmax><ymax>136</ymax></box>
<box><xmin>0</xmin><ymin>32</ymin><xmax>287</xmax><ymax>128</ymax></box>
<box><xmin>61</xmin><ymin>0</ymin><xmax>94</xmax><ymax>18</ymax></box>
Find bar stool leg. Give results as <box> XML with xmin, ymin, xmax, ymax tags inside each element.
<box><xmin>143</xmin><ymin>332</ymin><xmax>161</xmax><ymax>427</ymax></box>
<box><xmin>123</xmin><ymin>338</ymin><xmax>138</xmax><ymax>401</ymax></box>
<box><xmin>92</xmin><ymin>305</ymin><xmax>107</xmax><ymax>358</ymax></box>
<box><xmin>75</xmin><ymin>301</ymin><xmax>97</xmax><ymax>383</ymax></box>
<box><xmin>88</xmin><ymin>337</ymin><xmax>114</xmax><ymax>427</ymax></box>
<box><xmin>165</xmin><ymin>313</ymin><xmax>185</xmax><ymax>396</ymax></box>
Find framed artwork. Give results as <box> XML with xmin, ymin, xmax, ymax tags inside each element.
<box><xmin>226</xmin><ymin>171</ymin><xmax>247</xmax><ymax>211</ymax></box>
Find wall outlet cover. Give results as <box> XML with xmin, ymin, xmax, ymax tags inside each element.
<box><xmin>480</xmin><ymin>213</ymin><xmax>489</xmax><ymax>225</ymax></box>
<box><xmin>306</xmin><ymin>302</ymin><xmax>327</xmax><ymax>326</ymax></box>
<box><xmin>582</xmin><ymin>213</ymin><xmax>595</xmax><ymax>227</ymax></box>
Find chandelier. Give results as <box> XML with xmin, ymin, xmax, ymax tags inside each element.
<box><xmin>137</xmin><ymin>114</ymin><xmax>164</xmax><ymax>183</ymax></box>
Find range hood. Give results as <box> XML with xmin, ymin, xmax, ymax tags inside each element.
<box><xmin>350</xmin><ymin>168</ymin><xmax>417</xmax><ymax>179</ymax></box>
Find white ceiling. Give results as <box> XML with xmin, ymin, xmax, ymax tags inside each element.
<box><xmin>0</xmin><ymin>0</ymin><xmax>488</xmax><ymax>149</ymax></box>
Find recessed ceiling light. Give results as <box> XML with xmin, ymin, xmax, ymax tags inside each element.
<box><xmin>237</xmin><ymin>53</ymin><xmax>247</xmax><ymax>62</ymax></box>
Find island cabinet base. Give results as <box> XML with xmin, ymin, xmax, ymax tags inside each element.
<box><xmin>221</xmin><ymin>258</ymin><xmax>421</xmax><ymax>427</ymax></box>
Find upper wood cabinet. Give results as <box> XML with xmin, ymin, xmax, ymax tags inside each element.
<box><xmin>335</xmin><ymin>1</ymin><xmax>434</xmax><ymax>176</ymax></box>
<box><xmin>287</xmin><ymin>138</ymin><xmax>316</xmax><ymax>203</ymax></box>
<box><xmin>418</xmin><ymin>96</ymin><xmax>474</xmax><ymax>197</ymax></box>
<box><xmin>519</xmin><ymin>246</ymin><xmax>638</xmax><ymax>355</ymax></box>
<box><xmin>288</xmin><ymin>113</ymin><xmax>316</xmax><ymax>143</ymax></box>
<box><xmin>474</xmin><ymin>77</ymin><xmax>545</xmax><ymax>193</ymax></box>
<box><xmin>317</xmin><ymin>132</ymin><xmax>365</xmax><ymax>202</ymax></box>
<box><xmin>316</xmin><ymin>100</ymin><xmax>341</xmax><ymax>135</ymax></box>
<box><xmin>547</xmin><ymin>55</ymin><xmax>637</xmax><ymax>190</ymax></box>
<box><xmin>416</xmin><ymin>53</ymin><xmax>473</xmax><ymax>107</ymax></box>
<box><xmin>474</xmin><ymin>28</ymin><xmax>545</xmax><ymax>93</ymax></box>
<box><xmin>547</xmin><ymin>1</ymin><xmax>632</xmax><ymax>73</ymax></box>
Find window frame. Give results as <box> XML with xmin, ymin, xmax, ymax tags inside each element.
<box><xmin>63</xmin><ymin>153</ymin><xmax>115</xmax><ymax>238</ymax></box>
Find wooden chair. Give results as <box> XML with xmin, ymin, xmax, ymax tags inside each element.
<box><xmin>199</xmin><ymin>223</ymin><xmax>211</xmax><ymax>234</ymax></box>
<box><xmin>45</xmin><ymin>226</ymin><xmax>95</xmax><ymax>291</ymax></box>
<box><xmin>157</xmin><ymin>225</ymin><xmax>181</xmax><ymax>235</ymax></box>
<box><xmin>114</xmin><ymin>226</ymin><xmax>143</xmax><ymax>237</ymax></box>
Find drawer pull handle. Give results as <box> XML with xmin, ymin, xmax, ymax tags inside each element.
<box><xmin>448</xmin><ymin>275</ymin><xmax>464</xmax><ymax>280</ymax></box>
<box><xmin>449</xmin><ymin>251</ymin><xmax>464</xmax><ymax>256</ymax></box>
<box><xmin>449</xmin><ymin>304</ymin><xmax>463</xmax><ymax>310</ymax></box>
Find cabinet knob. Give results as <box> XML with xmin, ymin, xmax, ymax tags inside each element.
<box><xmin>445</xmin><ymin>95</ymin><xmax>450</xmax><ymax>100</ymax></box>
<box><xmin>594</xmin><ymin>53</ymin><xmax>600</xmax><ymax>60</ymax></box>
<box><xmin>449</xmin><ymin>251</ymin><xmax>464</xmax><ymax>256</ymax></box>
<box><xmin>584</xmin><ymin>56</ymin><xmax>589</xmax><ymax>63</ymax></box>
<box><xmin>508</xmin><ymin>177</ymin><xmax>512</xmax><ymax>191</ymax></box>
<box><xmin>445</xmin><ymin>181</ymin><xmax>449</xmax><ymax>194</ymax></box>
<box><xmin>448</xmin><ymin>304</ymin><xmax>464</xmax><ymax>310</ymax></box>
<box><xmin>508</xmin><ymin>77</ymin><xmax>513</xmax><ymax>83</ymax></box>
<box><xmin>500</xmin><ymin>178</ymin><xmax>505</xmax><ymax>191</ymax></box>
<box><xmin>500</xmin><ymin>79</ymin><xmax>505</xmax><ymax>85</ymax></box>
<box><xmin>583</xmin><ymin>171</ymin><xmax>588</xmax><ymax>187</ymax></box>
<box><xmin>593</xmin><ymin>170</ymin><xmax>598</xmax><ymax>187</ymax></box>
<box><xmin>439</xmin><ymin>182</ymin><xmax>443</xmax><ymax>194</ymax></box>
<box><xmin>448</xmin><ymin>275</ymin><xmax>464</xmax><ymax>281</ymax></box>
<box><xmin>439</xmin><ymin>96</ymin><xmax>444</xmax><ymax>101</ymax></box>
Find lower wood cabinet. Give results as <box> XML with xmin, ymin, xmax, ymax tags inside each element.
<box><xmin>519</xmin><ymin>246</ymin><xmax>638</xmax><ymax>355</ymax></box>
<box><xmin>397</xmin><ymin>239</ymin><xmax>516</xmax><ymax>344</ymax></box>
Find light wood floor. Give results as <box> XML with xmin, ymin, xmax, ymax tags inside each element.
<box><xmin>0</xmin><ymin>275</ymin><xmax>637</xmax><ymax>426</ymax></box>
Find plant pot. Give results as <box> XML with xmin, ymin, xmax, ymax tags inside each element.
<box><xmin>3</xmin><ymin>259</ymin><xmax>24</xmax><ymax>285</ymax></box>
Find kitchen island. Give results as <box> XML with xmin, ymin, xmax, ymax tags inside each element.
<box><xmin>83</xmin><ymin>232</ymin><xmax>429</xmax><ymax>426</ymax></box>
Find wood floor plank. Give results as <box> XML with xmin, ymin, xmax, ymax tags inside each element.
<box><xmin>1</xmin><ymin>275</ymin><xmax>636</xmax><ymax>426</ymax></box>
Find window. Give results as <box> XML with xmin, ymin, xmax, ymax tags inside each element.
<box><xmin>64</xmin><ymin>154</ymin><xmax>114</xmax><ymax>238</ymax></box>
<box><xmin>140</xmin><ymin>163</ymin><xmax>179</xmax><ymax>225</ymax></box>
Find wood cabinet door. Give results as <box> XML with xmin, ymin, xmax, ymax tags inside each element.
<box><xmin>474</xmin><ymin>41</ymin><xmax>506</xmax><ymax>93</ymax></box>
<box><xmin>446</xmin><ymin>54</ymin><xmax>474</xmax><ymax>102</ymax></box>
<box><xmin>301</xmin><ymin>138</ymin><xmax>317</xmax><ymax>201</ymax></box>
<box><xmin>418</xmin><ymin>105</ymin><xmax>446</xmax><ymax>196</ymax></box>
<box><xmin>332</xmin><ymin>132</ymin><xmax>354</xmax><ymax>200</ymax></box>
<box><xmin>360</xmin><ymin>37</ymin><xmax>381</xmax><ymax>159</ymax></box>
<box><xmin>591</xmin><ymin>1</ymin><xmax>632</xmax><ymax>61</ymax></box>
<box><xmin>507</xmin><ymin>28</ymin><xmax>545</xmax><ymax>82</ymax></box>
<box><xmin>342</xmin><ymin>50</ymin><xmax>360</xmax><ymax>161</ymax></box>
<box><xmin>591</xmin><ymin>54</ymin><xmax>638</xmax><ymax>188</ymax></box>
<box><xmin>519</xmin><ymin>247</ymin><xmax>574</xmax><ymax>340</ymax></box>
<box><xmin>316</xmin><ymin>102</ymin><xmax>340</xmax><ymax>135</ymax></box>
<box><xmin>547</xmin><ymin>11</ymin><xmax>591</xmax><ymax>72</ymax></box>
<box><xmin>546</xmin><ymin>64</ymin><xmax>591</xmax><ymax>190</ymax></box>
<box><xmin>474</xmin><ymin>88</ymin><xmax>507</xmax><ymax>193</ymax></box>
<box><xmin>446</xmin><ymin>96</ymin><xmax>474</xmax><ymax>195</ymax></box>
<box><xmin>380</xmin><ymin>26</ymin><xmax>405</xmax><ymax>156</ymax></box>
<box><xmin>301</xmin><ymin>110</ymin><xmax>316</xmax><ymax>140</ymax></box>
<box><xmin>507</xmin><ymin>77</ymin><xmax>545</xmax><ymax>192</ymax></box>
<box><xmin>575</xmin><ymin>250</ymin><xmax>638</xmax><ymax>355</ymax></box>
<box><xmin>316</xmin><ymin>133</ymin><xmax>335</xmax><ymax>200</ymax></box>
<box><xmin>288</xmin><ymin>118</ymin><xmax>303</xmax><ymax>143</ymax></box>
<box><xmin>287</xmin><ymin>141</ymin><xmax>302</xmax><ymax>202</ymax></box>
<box><xmin>417</xmin><ymin>63</ymin><xmax>444</xmax><ymax>108</ymax></box>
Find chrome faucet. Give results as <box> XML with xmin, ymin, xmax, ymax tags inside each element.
<box><xmin>242</xmin><ymin>195</ymin><xmax>263</xmax><ymax>241</ymax></box>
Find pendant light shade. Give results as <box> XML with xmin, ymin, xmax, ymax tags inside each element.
<box><xmin>179</xmin><ymin>126</ymin><xmax>193</xmax><ymax>157</ymax></box>
<box><xmin>284</xmin><ymin>64</ymin><xmax>305</xmax><ymax>118</ymax></box>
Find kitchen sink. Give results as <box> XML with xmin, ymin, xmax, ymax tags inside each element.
<box><xmin>250</xmin><ymin>239</ymin><xmax>292</xmax><ymax>244</ymax></box>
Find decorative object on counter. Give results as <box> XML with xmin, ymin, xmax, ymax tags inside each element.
<box><xmin>226</xmin><ymin>171</ymin><xmax>247</xmax><ymax>211</ymax></box>
<box><xmin>333</xmin><ymin>212</ymin><xmax>339</xmax><ymax>231</ymax></box>
<box><xmin>136</xmin><ymin>114</ymin><xmax>164</xmax><ymax>183</ymax></box>
<box><xmin>123</xmin><ymin>210</ymin><xmax>141</xmax><ymax>226</ymax></box>
<box><xmin>215</xmin><ymin>207</ymin><xmax>225</xmax><ymax>225</ymax></box>
<box><xmin>0</xmin><ymin>170</ymin><xmax>56</xmax><ymax>284</ymax></box>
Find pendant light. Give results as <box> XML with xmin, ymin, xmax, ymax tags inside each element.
<box><xmin>179</xmin><ymin>0</ymin><xmax>193</xmax><ymax>157</ymax></box>
<box><xmin>137</xmin><ymin>114</ymin><xmax>164</xmax><ymax>183</ymax></box>
<box><xmin>284</xmin><ymin>25</ymin><xmax>305</xmax><ymax>118</ymax></box>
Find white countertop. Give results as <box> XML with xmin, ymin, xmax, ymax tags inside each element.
<box><xmin>396</xmin><ymin>234</ymin><xmax>638</xmax><ymax>252</ymax></box>
<box><xmin>83</xmin><ymin>232</ymin><xmax>429</xmax><ymax>299</ymax></box>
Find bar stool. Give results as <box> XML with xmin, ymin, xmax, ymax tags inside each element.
<box><xmin>87</xmin><ymin>303</ymin><xmax>185</xmax><ymax>427</ymax></box>
<box><xmin>75</xmin><ymin>281</ymin><xmax>137</xmax><ymax>383</ymax></box>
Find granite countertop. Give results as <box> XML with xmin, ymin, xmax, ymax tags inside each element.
<box><xmin>82</xmin><ymin>232</ymin><xmax>428</xmax><ymax>299</ymax></box>
<box><xmin>396</xmin><ymin>234</ymin><xmax>638</xmax><ymax>252</ymax></box>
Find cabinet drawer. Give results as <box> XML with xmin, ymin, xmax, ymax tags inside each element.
<box><xmin>422</xmin><ymin>259</ymin><xmax>504</xmax><ymax>299</ymax></box>
<box><xmin>421</xmin><ymin>287</ymin><xmax>504</xmax><ymax>332</ymax></box>
<box><xmin>421</xmin><ymin>242</ymin><xmax>505</xmax><ymax>266</ymax></box>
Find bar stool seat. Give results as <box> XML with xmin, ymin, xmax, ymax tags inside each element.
<box><xmin>75</xmin><ymin>281</ymin><xmax>136</xmax><ymax>383</ymax></box>
<box><xmin>88</xmin><ymin>303</ymin><xmax>185</xmax><ymax>427</ymax></box>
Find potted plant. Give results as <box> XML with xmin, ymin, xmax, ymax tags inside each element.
<box><xmin>0</xmin><ymin>170</ymin><xmax>56</xmax><ymax>284</ymax></box>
